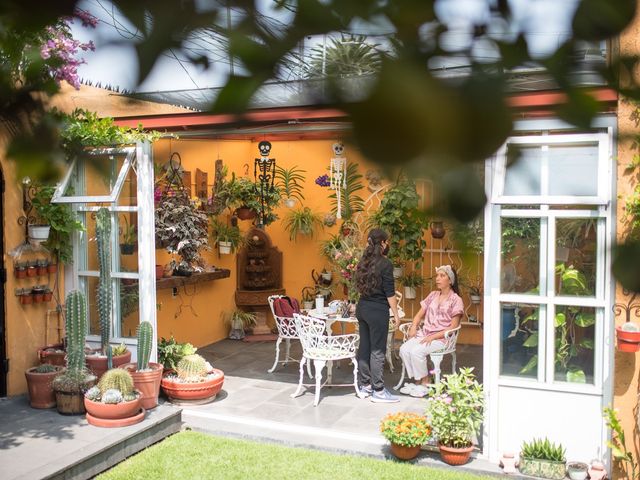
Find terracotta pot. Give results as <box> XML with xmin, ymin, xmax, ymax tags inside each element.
<box><xmin>15</xmin><ymin>268</ymin><xmax>26</xmax><ymax>279</ymax></box>
<box><xmin>122</xmin><ymin>362</ymin><xmax>163</xmax><ymax>410</ymax></box>
<box><xmin>38</xmin><ymin>343</ymin><xmax>66</xmax><ymax>366</ymax></box>
<box><xmin>20</xmin><ymin>293</ymin><xmax>33</xmax><ymax>305</ymax></box>
<box><xmin>86</xmin><ymin>407</ymin><xmax>145</xmax><ymax>428</ymax></box>
<box><xmin>26</xmin><ymin>266</ymin><xmax>37</xmax><ymax>277</ymax></box>
<box><xmin>84</xmin><ymin>393</ymin><xmax>142</xmax><ymax>420</ymax></box>
<box><xmin>235</xmin><ymin>207</ymin><xmax>256</xmax><ymax>220</ymax></box>
<box><xmin>438</xmin><ymin>443</ymin><xmax>474</xmax><ymax>466</ymax></box>
<box><xmin>85</xmin><ymin>351</ymin><xmax>132</xmax><ymax>380</ymax></box>
<box><xmin>161</xmin><ymin>368</ymin><xmax>224</xmax><ymax>402</ymax></box>
<box><xmin>616</xmin><ymin>326</ymin><xmax>640</xmax><ymax>352</ymax></box>
<box><xmin>33</xmin><ymin>292</ymin><xmax>44</xmax><ymax>303</ymax></box>
<box><xmin>390</xmin><ymin>443</ymin><xmax>421</xmax><ymax>460</ymax></box>
<box><xmin>430</xmin><ymin>221</ymin><xmax>446</xmax><ymax>239</ymax></box>
<box><xmin>47</xmin><ymin>263</ymin><xmax>58</xmax><ymax>274</ymax></box>
<box><xmin>25</xmin><ymin>366</ymin><xmax>64</xmax><ymax>408</ymax></box>
<box><xmin>155</xmin><ymin>265</ymin><xmax>164</xmax><ymax>278</ymax></box>
<box><xmin>37</xmin><ymin>266</ymin><xmax>47</xmax><ymax>276</ymax></box>
<box><xmin>44</xmin><ymin>291</ymin><xmax>53</xmax><ymax>302</ymax></box>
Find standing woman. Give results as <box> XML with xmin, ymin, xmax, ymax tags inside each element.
<box><xmin>354</xmin><ymin>228</ymin><xmax>402</xmax><ymax>403</ymax></box>
<box><xmin>399</xmin><ymin>265</ymin><xmax>463</xmax><ymax>397</ymax></box>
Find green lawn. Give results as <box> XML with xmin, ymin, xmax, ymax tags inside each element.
<box><xmin>98</xmin><ymin>431</ymin><xmax>493</xmax><ymax>480</ymax></box>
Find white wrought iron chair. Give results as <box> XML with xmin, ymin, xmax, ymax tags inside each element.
<box><xmin>291</xmin><ymin>313</ymin><xmax>360</xmax><ymax>406</ymax></box>
<box><xmin>385</xmin><ymin>290</ymin><xmax>405</xmax><ymax>372</ymax></box>
<box><xmin>394</xmin><ymin>323</ymin><xmax>460</xmax><ymax>390</ymax></box>
<box><xmin>267</xmin><ymin>295</ymin><xmax>311</xmax><ymax>378</ymax></box>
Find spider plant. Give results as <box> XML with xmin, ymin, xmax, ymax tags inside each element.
<box><xmin>275</xmin><ymin>165</ymin><xmax>306</xmax><ymax>207</ymax></box>
<box><xmin>282</xmin><ymin>207</ymin><xmax>323</xmax><ymax>241</ymax></box>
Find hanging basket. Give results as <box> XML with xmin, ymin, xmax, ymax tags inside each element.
<box><xmin>218</xmin><ymin>241</ymin><xmax>232</xmax><ymax>255</ymax></box>
<box><xmin>235</xmin><ymin>207</ymin><xmax>257</xmax><ymax>220</ymax></box>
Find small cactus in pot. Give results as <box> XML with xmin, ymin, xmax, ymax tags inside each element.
<box><xmin>177</xmin><ymin>354</ymin><xmax>209</xmax><ymax>382</ymax></box>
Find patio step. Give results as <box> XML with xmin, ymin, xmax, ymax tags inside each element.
<box><xmin>1</xmin><ymin>396</ymin><xmax>182</xmax><ymax>480</ymax></box>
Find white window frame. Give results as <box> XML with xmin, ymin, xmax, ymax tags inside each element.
<box><xmin>492</xmin><ymin>133</ymin><xmax>610</xmax><ymax>205</ymax></box>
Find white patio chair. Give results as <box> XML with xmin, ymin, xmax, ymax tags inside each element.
<box><xmin>385</xmin><ymin>290</ymin><xmax>405</xmax><ymax>372</ymax></box>
<box><xmin>394</xmin><ymin>323</ymin><xmax>460</xmax><ymax>390</ymax></box>
<box><xmin>291</xmin><ymin>313</ymin><xmax>360</xmax><ymax>406</ymax></box>
<box><xmin>267</xmin><ymin>295</ymin><xmax>311</xmax><ymax>378</ymax></box>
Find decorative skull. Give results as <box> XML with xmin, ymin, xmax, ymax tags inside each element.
<box><xmin>332</xmin><ymin>142</ymin><xmax>345</xmax><ymax>156</ymax></box>
<box><xmin>258</xmin><ymin>141</ymin><xmax>272</xmax><ymax>157</ymax></box>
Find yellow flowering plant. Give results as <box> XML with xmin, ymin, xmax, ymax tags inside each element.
<box><xmin>379</xmin><ymin>412</ymin><xmax>431</xmax><ymax>447</ymax></box>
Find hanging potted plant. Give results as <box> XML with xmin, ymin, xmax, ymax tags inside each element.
<box><xmin>430</xmin><ymin>220</ymin><xmax>446</xmax><ymax>239</ymax></box>
<box><xmin>275</xmin><ymin>165</ymin><xmax>306</xmax><ymax>209</ymax></box>
<box><xmin>380</xmin><ymin>412</ymin><xmax>431</xmax><ymax>460</ymax></box>
<box><xmin>160</xmin><ymin>354</ymin><xmax>224</xmax><ymax>403</ymax></box>
<box><xmin>616</xmin><ymin>322</ymin><xmax>640</xmax><ymax>352</ymax></box>
<box><xmin>399</xmin><ymin>271</ymin><xmax>424</xmax><ymax>300</ymax></box>
<box><xmin>425</xmin><ymin>368</ymin><xmax>484</xmax><ymax>466</ymax></box>
<box><xmin>282</xmin><ymin>207</ymin><xmax>323</xmax><ymax>241</ymax></box>
<box><xmin>210</xmin><ymin>217</ymin><xmax>244</xmax><ymax>255</ymax></box>
<box><xmin>119</xmin><ymin>215</ymin><xmax>137</xmax><ymax>255</ymax></box>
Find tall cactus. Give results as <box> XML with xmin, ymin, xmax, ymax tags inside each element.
<box><xmin>96</xmin><ymin>207</ymin><xmax>112</xmax><ymax>354</ymax></box>
<box><xmin>137</xmin><ymin>321</ymin><xmax>153</xmax><ymax>371</ymax></box>
<box><xmin>65</xmin><ymin>290</ymin><xmax>87</xmax><ymax>374</ymax></box>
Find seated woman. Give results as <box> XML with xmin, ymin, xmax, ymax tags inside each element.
<box><xmin>398</xmin><ymin>265</ymin><xmax>463</xmax><ymax>397</ymax></box>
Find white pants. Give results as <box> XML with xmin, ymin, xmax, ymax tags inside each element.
<box><xmin>399</xmin><ymin>336</ymin><xmax>446</xmax><ymax>381</ymax></box>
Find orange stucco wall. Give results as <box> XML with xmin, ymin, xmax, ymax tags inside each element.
<box><xmin>151</xmin><ymin>138</ymin><xmax>484</xmax><ymax>348</ymax></box>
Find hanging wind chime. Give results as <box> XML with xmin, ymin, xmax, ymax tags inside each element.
<box><xmin>254</xmin><ymin>141</ymin><xmax>276</xmax><ymax>227</ymax></box>
<box><xmin>330</xmin><ymin>142</ymin><xmax>347</xmax><ymax>219</ymax></box>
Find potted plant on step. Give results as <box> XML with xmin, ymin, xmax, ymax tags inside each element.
<box><xmin>84</xmin><ymin>368</ymin><xmax>144</xmax><ymax>427</ymax></box>
<box><xmin>425</xmin><ymin>368</ymin><xmax>484</xmax><ymax>466</ymax></box>
<box><xmin>282</xmin><ymin>207</ymin><xmax>323</xmax><ymax>241</ymax></box>
<box><xmin>122</xmin><ymin>321</ymin><xmax>163</xmax><ymax>410</ymax></box>
<box><xmin>380</xmin><ymin>412</ymin><xmax>431</xmax><ymax>460</ymax></box>
<box><xmin>276</xmin><ymin>165</ymin><xmax>306</xmax><ymax>209</ymax></box>
<box><xmin>52</xmin><ymin>290</ymin><xmax>97</xmax><ymax>414</ymax></box>
<box><xmin>226</xmin><ymin>310</ymin><xmax>257</xmax><ymax>339</ymax></box>
<box><xmin>399</xmin><ymin>271</ymin><xmax>424</xmax><ymax>300</ymax></box>
<box><xmin>518</xmin><ymin>438</ymin><xmax>567</xmax><ymax>479</ymax></box>
<box><xmin>157</xmin><ymin>336</ymin><xmax>197</xmax><ymax>375</ymax></box>
<box><xmin>85</xmin><ymin>208</ymin><xmax>131</xmax><ymax>379</ymax></box>
<box><xmin>25</xmin><ymin>363</ymin><xmax>64</xmax><ymax>408</ymax></box>
<box><xmin>160</xmin><ymin>354</ymin><xmax>224</xmax><ymax>403</ymax></box>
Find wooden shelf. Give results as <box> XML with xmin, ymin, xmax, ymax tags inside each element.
<box><xmin>156</xmin><ymin>269</ymin><xmax>231</xmax><ymax>290</ymax></box>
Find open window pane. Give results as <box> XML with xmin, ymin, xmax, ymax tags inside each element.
<box><xmin>555</xmin><ymin>218</ymin><xmax>597</xmax><ymax>297</ymax></box>
<box><xmin>548</xmin><ymin>144</ymin><xmax>598</xmax><ymax>196</ymax></box>
<box><xmin>501</xmin><ymin>217</ymin><xmax>540</xmax><ymax>294</ymax></box>
<box><xmin>553</xmin><ymin>306</ymin><xmax>596</xmax><ymax>385</ymax></box>
<box><xmin>500</xmin><ymin>303</ymin><xmax>540</xmax><ymax>379</ymax></box>
<box><xmin>504</xmin><ymin>145</ymin><xmax>542</xmax><ymax>196</ymax></box>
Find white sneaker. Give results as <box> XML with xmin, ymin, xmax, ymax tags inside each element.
<box><xmin>409</xmin><ymin>384</ymin><xmax>430</xmax><ymax>398</ymax></box>
<box><xmin>399</xmin><ymin>383</ymin><xmax>417</xmax><ymax>395</ymax></box>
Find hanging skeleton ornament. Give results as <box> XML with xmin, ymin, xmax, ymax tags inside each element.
<box><xmin>254</xmin><ymin>141</ymin><xmax>276</xmax><ymax>227</ymax></box>
<box><xmin>330</xmin><ymin>142</ymin><xmax>347</xmax><ymax>219</ymax></box>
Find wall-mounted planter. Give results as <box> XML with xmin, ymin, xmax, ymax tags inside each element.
<box><xmin>235</xmin><ymin>207</ymin><xmax>256</xmax><ymax>220</ymax></box>
<box><xmin>430</xmin><ymin>221</ymin><xmax>446</xmax><ymax>239</ymax></box>
<box><xmin>218</xmin><ymin>241</ymin><xmax>232</xmax><ymax>255</ymax></box>
<box><xmin>28</xmin><ymin>224</ymin><xmax>50</xmax><ymax>244</ymax></box>
<box><xmin>616</xmin><ymin>325</ymin><xmax>640</xmax><ymax>352</ymax></box>
<box><xmin>470</xmin><ymin>294</ymin><xmax>482</xmax><ymax>305</ymax></box>
<box><xmin>404</xmin><ymin>286</ymin><xmax>417</xmax><ymax>300</ymax></box>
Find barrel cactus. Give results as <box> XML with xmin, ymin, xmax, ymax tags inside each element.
<box><xmin>98</xmin><ymin>368</ymin><xmax>134</xmax><ymax>396</ymax></box>
<box><xmin>136</xmin><ymin>321</ymin><xmax>153</xmax><ymax>371</ymax></box>
<box><xmin>177</xmin><ymin>354</ymin><xmax>208</xmax><ymax>382</ymax></box>
<box><xmin>102</xmin><ymin>389</ymin><xmax>124</xmax><ymax>404</ymax></box>
<box><xmin>65</xmin><ymin>290</ymin><xmax>87</xmax><ymax>374</ymax></box>
<box><xmin>96</xmin><ymin>207</ymin><xmax>112</xmax><ymax>354</ymax></box>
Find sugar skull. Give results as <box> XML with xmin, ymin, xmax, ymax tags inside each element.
<box><xmin>258</xmin><ymin>141</ymin><xmax>272</xmax><ymax>157</ymax></box>
<box><xmin>332</xmin><ymin>142</ymin><xmax>345</xmax><ymax>157</ymax></box>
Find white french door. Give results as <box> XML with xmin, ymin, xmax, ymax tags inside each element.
<box><xmin>483</xmin><ymin>129</ymin><xmax>614</xmax><ymax>463</ymax></box>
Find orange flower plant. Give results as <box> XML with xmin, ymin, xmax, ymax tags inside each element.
<box><xmin>380</xmin><ymin>412</ymin><xmax>431</xmax><ymax>447</ymax></box>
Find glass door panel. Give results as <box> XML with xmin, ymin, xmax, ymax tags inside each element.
<box><xmin>553</xmin><ymin>306</ymin><xmax>596</xmax><ymax>384</ymax></box>
<box><xmin>501</xmin><ymin>217</ymin><xmax>541</xmax><ymax>294</ymax></box>
<box><xmin>555</xmin><ymin>218</ymin><xmax>597</xmax><ymax>298</ymax></box>
<box><xmin>500</xmin><ymin>303</ymin><xmax>540</xmax><ymax>379</ymax></box>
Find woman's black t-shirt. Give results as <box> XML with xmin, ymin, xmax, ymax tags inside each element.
<box><xmin>359</xmin><ymin>257</ymin><xmax>395</xmax><ymax>306</ymax></box>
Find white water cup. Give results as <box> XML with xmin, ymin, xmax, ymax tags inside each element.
<box><xmin>315</xmin><ymin>295</ymin><xmax>324</xmax><ymax>312</ymax></box>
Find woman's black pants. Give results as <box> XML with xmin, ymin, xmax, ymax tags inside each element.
<box><xmin>356</xmin><ymin>299</ymin><xmax>389</xmax><ymax>392</ymax></box>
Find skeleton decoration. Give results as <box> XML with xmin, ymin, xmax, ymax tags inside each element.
<box><xmin>254</xmin><ymin>141</ymin><xmax>276</xmax><ymax>227</ymax></box>
<box><xmin>330</xmin><ymin>142</ymin><xmax>347</xmax><ymax>219</ymax></box>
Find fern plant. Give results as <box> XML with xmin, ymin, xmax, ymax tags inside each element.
<box><xmin>282</xmin><ymin>207</ymin><xmax>323</xmax><ymax>241</ymax></box>
<box><xmin>521</xmin><ymin>438</ymin><xmax>566</xmax><ymax>462</ymax></box>
<box><xmin>275</xmin><ymin>166</ymin><xmax>306</xmax><ymax>204</ymax></box>
<box><xmin>329</xmin><ymin>162</ymin><xmax>364</xmax><ymax>221</ymax></box>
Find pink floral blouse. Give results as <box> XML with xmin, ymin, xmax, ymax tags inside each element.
<box><xmin>418</xmin><ymin>291</ymin><xmax>464</xmax><ymax>336</ymax></box>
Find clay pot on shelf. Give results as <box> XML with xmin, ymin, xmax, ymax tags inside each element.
<box><xmin>32</xmin><ymin>287</ymin><xmax>45</xmax><ymax>303</ymax></box>
<box><xmin>14</xmin><ymin>265</ymin><xmax>26</xmax><ymax>279</ymax></box>
<box><xmin>26</xmin><ymin>265</ymin><xmax>37</xmax><ymax>277</ymax></box>
<box><xmin>43</xmin><ymin>289</ymin><xmax>53</xmax><ymax>302</ymax></box>
<box><xmin>19</xmin><ymin>291</ymin><xmax>33</xmax><ymax>305</ymax></box>
<box><xmin>47</xmin><ymin>263</ymin><xmax>58</xmax><ymax>274</ymax></box>
<box><xmin>36</xmin><ymin>261</ymin><xmax>48</xmax><ymax>276</ymax></box>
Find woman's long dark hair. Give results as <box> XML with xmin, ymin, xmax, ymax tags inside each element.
<box><xmin>449</xmin><ymin>266</ymin><xmax>461</xmax><ymax>296</ymax></box>
<box><xmin>355</xmin><ymin>228</ymin><xmax>389</xmax><ymax>297</ymax></box>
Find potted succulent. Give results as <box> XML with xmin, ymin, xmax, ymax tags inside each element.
<box><xmin>282</xmin><ymin>207</ymin><xmax>323</xmax><ymax>241</ymax></box>
<box><xmin>119</xmin><ymin>215</ymin><xmax>137</xmax><ymax>255</ymax></box>
<box><xmin>275</xmin><ymin>165</ymin><xmax>306</xmax><ymax>209</ymax></box>
<box><xmin>157</xmin><ymin>336</ymin><xmax>197</xmax><ymax>374</ymax></box>
<box><xmin>122</xmin><ymin>321</ymin><xmax>163</xmax><ymax>410</ymax></box>
<box><xmin>84</xmin><ymin>368</ymin><xmax>144</xmax><ymax>427</ymax></box>
<box><xmin>160</xmin><ymin>354</ymin><xmax>224</xmax><ymax>403</ymax></box>
<box><xmin>52</xmin><ymin>291</ymin><xmax>97</xmax><ymax>415</ymax></box>
<box><xmin>399</xmin><ymin>271</ymin><xmax>424</xmax><ymax>300</ymax></box>
<box><xmin>85</xmin><ymin>209</ymin><xmax>130</xmax><ymax>379</ymax></box>
<box><xmin>210</xmin><ymin>217</ymin><xmax>244</xmax><ymax>255</ymax></box>
<box><xmin>425</xmin><ymin>368</ymin><xmax>484</xmax><ymax>466</ymax></box>
<box><xmin>155</xmin><ymin>191</ymin><xmax>209</xmax><ymax>271</ymax></box>
<box><xmin>380</xmin><ymin>412</ymin><xmax>431</xmax><ymax>460</ymax></box>
<box><xmin>518</xmin><ymin>438</ymin><xmax>567</xmax><ymax>479</ymax></box>
<box><xmin>25</xmin><ymin>363</ymin><xmax>64</xmax><ymax>409</ymax></box>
